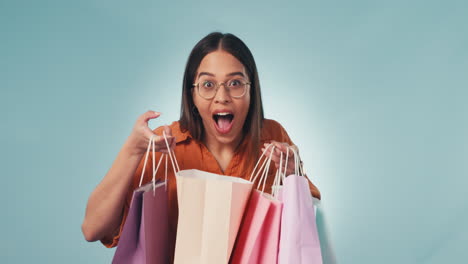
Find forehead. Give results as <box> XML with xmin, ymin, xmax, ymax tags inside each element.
<box><xmin>197</xmin><ymin>50</ymin><xmax>246</xmax><ymax>77</ymax></box>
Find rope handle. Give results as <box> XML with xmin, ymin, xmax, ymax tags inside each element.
<box><xmin>162</xmin><ymin>130</ymin><xmax>180</xmax><ymax>176</ymax></box>
<box><xmin>289</xmin><ymin>146</ymin><xmax>313</xmax><ymax>184</ymax></box>
<box><xmin>138</xmin><ymin>135</ymin><xmax>165</xmax><ymax>189</ymax></box>
<box><xmin>256</xmin><ymin>146</ymin><xmax>276</xmax><ymax>193</ymax></box>
<box><xmin>249</xmin><ymin>143</ymin><xmax>275</xmax><ymax>183</ymax></box>
<box><xmin>138</xmin><ymin>135</ymin><xmax>154</xmax><ymax>188</ymax></box>
<box><xmin>271</xmin><ymin>151</ymin><xmax>284</xmax><ymax>198</ymax></box>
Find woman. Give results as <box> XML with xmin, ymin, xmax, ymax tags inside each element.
<box><xmin>81</xmin><ymin>32</ymin><xmax>321</xmax><ymax>262</ymax></box>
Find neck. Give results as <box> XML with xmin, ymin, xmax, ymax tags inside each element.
<box><xmin>203</xmin><ymin>133</ymin><xmax>243</xmax><ymax>158</ymax></box>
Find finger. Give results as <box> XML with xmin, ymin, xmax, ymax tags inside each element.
<box><xmin>167</xmin><ymin>137</ymin><xmax>176</xmax><ymax>150</ymax></box>
<box><xmin>289</xmin><ymin>144</ymin><xmax>299</xmax><ymax>154</ymax></box>
<box><xmin>159</xmin><ymin>136</ymin><xmax>175</xmax><ymax>147</ymax></box>
<box><xmin>158</xmin><ymin>138</ymin><xmax>174</xmax><ymax>153</ymax></box>
<box><xmin>158</xmin><ymin>139</ymin><xmax>172</xmax><ymax>154</ymax></box>
<box><xmin>263</xmin><ymin>142</ymin><xmax>277</xmax><ymax>149</ymax></box>
<box><xmin>285</xmin><ymin>166</ymin><xmax>295</xmax><ymax>176</ymax></box>
<box><xmin>270</xmin><ymin>141</ymin><xmax>282</xmax><ymax>151</ymax></box>
<box><xmin>272</xmin><ymin>149</ymin><xmax>294</xmax><ymax>171</ymax></box>
<box><xmin>262</xmin><ymin>142</ymin><xmax>280</xmax><ymax>154</ymax></box>
<box><xmin>269</xmin><ymin>140</ymin><xmax>283</xmax><ymax>149</ymax></box>
<box><xmin>285</xmin><ymin>158</ymin><xmax>295</xmax><ymax>174</ymax></box>
<box><xmin>278</xmin><ymin>143</ymin><xmax>291</xmax><ymax>154</ymax></box>
<box><xmin>261</xmin><ymin>147</ymin><xmax>279</xmax><ymax>170</ymax></box>
<box><xmin>266</xmin><ymin>141</ymin><xmax>292</xmax><ymax>156</ymax></box>
<box><xmin>261</xmin><ymin>147</ymin><xmax>274</xmax><ymax>157</ymax></box>
<box><xmin>263</xmin><ymin>144</ymin><xmax>284</xmax><ymax>156</ymax></box>
<box><xmin>261</xmin><ymin>146</ymin><xmax>270</xmax><ymax>154</ymax></box>
<box><xmin>165</xmin><ymin>127</ymin><xmax>177</xmax><ymax>151</ymax></box>
<box><xmin>138</xmin><ymin>110</ymin><xmax>161</xmax><ymax>124</ymax></box>
<box><xmin>171</xmin><ymin>138</ymin><xmax>176</xmax><ymax>150</ymax></box>
<box><xmin>154</xmin><ymin>136</ymin><xmax>175</xmax><ymax>150</ymax></box>
<box><xmin>275</xmin><ymin>151</ymin><xmax>289</xmax><ymax>164</ymax></box>
<box><xmin>163</xmin><ymin>125</ymin><xmax>173</xmax><ymax>137</ymax></box>
<box><xmin>274</xmin><ymin>148</ymin><xmax>287</xmax><ymax>162</ymax></box>
<box><xmin>278</xmin><ymin>143</ymin><xmax>294</xmax><ymax>157</ymax></box>
<box><xmin>269</xmin><ymin>151</ymin><xmax>282</xmax><ymax>165</ymax></box>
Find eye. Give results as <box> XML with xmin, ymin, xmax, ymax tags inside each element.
<box><xmin>202</xmin><ymin>80</ymin><xmax>215</xmax><ymax>88</ymax></box>
<box><xmin>228</xmin><ymin>79</ymin><xmax>242</xmax><ymax>87</ymax></box>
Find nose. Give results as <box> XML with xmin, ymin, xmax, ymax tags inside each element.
<box><xmin>214</xmin><ymin>83</ymin><xmax>231</xmax><ymax>104</ymax></box>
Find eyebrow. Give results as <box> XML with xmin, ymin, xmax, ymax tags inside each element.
<box><xmin>197</xmin><ymin>71</ymin><xmax>245</xmax><ymax>78</ymax></box>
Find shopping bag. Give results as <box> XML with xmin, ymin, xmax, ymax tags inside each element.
<box><xmin>230</xmin><ymin>144</ymin><xmax>283</xmax><ymax>264</ymax></box>
<box><xmin>164</xmin><ymin>137</ymin><xmax>253</xmax><ymax>264</ymax></box>
<box><xmin>173</xmin><ymin>169</ymin><xmax>253</xmax><ymax>264</ymax></box>
<box><xmin>278</xmin><ymin>147</ymin><xmax>323</xmax><ymax>264</ymax></box>
<box><xmin>112</xmin><ymin>135</ymin><xmax>170</xmax><ymax>264</ymax></box>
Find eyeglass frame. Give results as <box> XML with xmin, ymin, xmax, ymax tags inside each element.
<box><xmin>192</xmin><ymin>80</ymin><xmax>251</xmax><ymax>100</ymax></box>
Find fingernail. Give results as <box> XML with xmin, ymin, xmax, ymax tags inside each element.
<box><xmin>154</xmin><ymin>111</ymin><xmax>161</xmax><ymax>115</ymax></box>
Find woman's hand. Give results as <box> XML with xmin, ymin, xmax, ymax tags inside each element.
<box><xmin>124</xmin><ymin>110</ymin><xmax>176</xmax><ymax>156</ymax></box>
<box><xmin>82</xmin><ymin>110</ymin><xmax>176</xmax><ymax>243</ymax></box>
<box><xmin>261</xmin><ymin>141</ymin><xmax>299</xmax><ymax>177</ymax></box>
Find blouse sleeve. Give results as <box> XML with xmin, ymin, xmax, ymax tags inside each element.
<box><xmin>99</xmin><ymin>147</ymin><xmax>160</xmax><ymax>248</ymax></box>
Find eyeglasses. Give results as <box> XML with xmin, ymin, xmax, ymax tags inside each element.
<box><xmin>193</xmin><ymin>79</ymin><xmax>251</xmax><ymax>100</ymax></box>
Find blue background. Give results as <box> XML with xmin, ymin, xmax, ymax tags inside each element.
<box><xmin>1</xmin><ymin>0</ymin><xmax>467</xmax><ymax>263</ymax></box>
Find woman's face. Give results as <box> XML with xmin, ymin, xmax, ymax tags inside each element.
<box><xmin>193</xmin><ymin>50</ymin><xmax>251</xmax><ymax>147</ymax></box>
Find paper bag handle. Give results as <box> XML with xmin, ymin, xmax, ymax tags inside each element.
<box><xmin>288</xmin><ymin>146</ymin><xmax>314</xmax><ymax>185</ymax></box>
<box><xmin>272</xmin><ymin>147</ymin><xmax>289</xmax><ymax>197</ymax></box>
<box><xmin>257</xmin><ymin>146</ymin><xmax>276</xmax><ymax>193</ymax></box>
<box><xmin>138</xmin><ymin>135</ymin><xmax>165</xmax><ymax>189</ymax></box>
<box><xmin>162</xmin><ymin>130</ymin><xmax>180</xmax><ymax>176</ymax></box>
<box><xmin>249</xmin><ymin>143</ymin><xmax>275</xmax><ymax>183</ymax></box>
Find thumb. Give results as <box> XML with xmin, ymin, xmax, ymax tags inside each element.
<box><xmin>163</xmin><ymin>125</ymin><xmax>173</xmax><ymax>137</ymax></box>
<box><xmin>160</xmin><ymin>125</ymin><xmax>175</xmax><ymax>147</ymax></box>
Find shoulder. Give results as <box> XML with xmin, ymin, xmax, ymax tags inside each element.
<box><xmin>261</xmin><ymin>119</ymin><xmax>292</xmax><ymax>143</ymax></box>
<box><xmin>152</xmin><ymin>121</ymin><xmax>191</xmax><ymax>144</ymax></box>
<box><xmin>262</xmin><ymin>119</ymin><xmax>284</xmax><ymax>131</ymax></box>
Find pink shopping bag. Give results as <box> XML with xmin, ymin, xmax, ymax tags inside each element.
<box><xmin>230</xmin><ymin>191</ymin><xmax>282</xmax><ymax>264</ymax></box>
<box><xmin>278</xmin><ymin>147</ymin><xmax>323</xmax><ymax>264</ymax></box>
<box><xmin>230</xmin><ymin>144</ymin><xmax>283</xmax><ymax>264</ymax></box>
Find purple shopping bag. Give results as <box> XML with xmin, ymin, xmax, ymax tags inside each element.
<box><xmin>112</xmin><ymin>181</ymin><xmax>169</xmax><ymax>264</ymax></box>
<box><xmin>112</xmin><ymin>135</ymin><xmax>170</xmax><ymax>264</ymax></box>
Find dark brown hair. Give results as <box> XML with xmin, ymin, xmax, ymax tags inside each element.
<box><xmin>179</xmin><ymin>32</ymin><xmax>264</xmax><ymax>172</ymax></box>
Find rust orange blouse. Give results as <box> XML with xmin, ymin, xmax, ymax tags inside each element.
<box><xmin>101</xmin><ymin>119</ymin><xmax>321</xmax><ymax>261</ymax></box>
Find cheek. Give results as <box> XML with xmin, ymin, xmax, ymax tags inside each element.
<box><xmin>239</xmin><ymin>97</ymin><xmax>251</xmax><ymax>116</ymax></box>
<box><xmin>193</xmin><ymin>95</ymin><xmax>210</xmax><ymax>117</ymax></box>
<box><xmin>192</xmin><ymin>91</ymin><xmax>202</xmax><ymax>110</ymax></box>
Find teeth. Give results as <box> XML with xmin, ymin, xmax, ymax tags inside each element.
<box><xmin>216</xmin><ymin>112</ymin><xmax>231</xmax><ymax>116</ymax></box>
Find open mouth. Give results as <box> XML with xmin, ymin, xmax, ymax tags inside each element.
<box><xmin>212</xmin><ymin>112</ymin><xmax>234</xmax><ymax>134</ymax></box>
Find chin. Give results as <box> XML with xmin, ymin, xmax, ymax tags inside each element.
<box><xmin>214</xmin><ymin>133</ymin><xmax>240</xmax><ymax>145</ymax></box>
